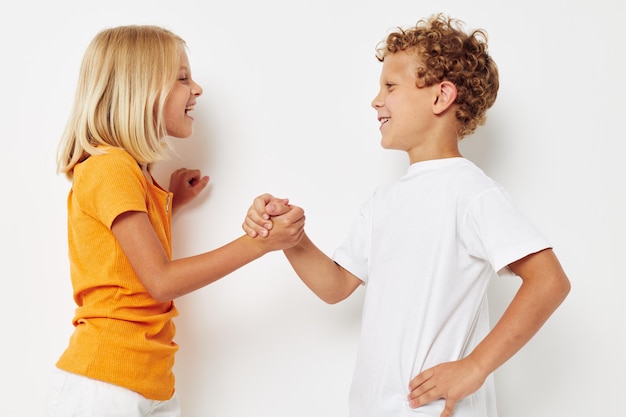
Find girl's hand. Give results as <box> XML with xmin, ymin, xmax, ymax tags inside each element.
<box><xmin>242</xmin><ymin>193</ymin><xmax>292</xmax><ymax>237</ymax></box>
<box><xmin>169</xmin><ymin>167</ymin><xmax>210</xmax><ymax>210</ymax></box>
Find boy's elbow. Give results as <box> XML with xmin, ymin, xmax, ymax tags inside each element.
<box><xmin>557</xmin><ymin>274</ymin><xmax>572</xmax><ymax>302</ymax></box>
<box><xmin>317</xmin><ymin>281</ymin><xmax>359</xmax><ymax>305</ymax></box>
<box><xmin>320</xmin><ymin>292</ymin><xmax>350</xmax><ymax>305</ymax></box>
<box><xmin>543</xmin><ymin>269</ymin><xmax>571</xmax><ymax>310</ymax></box>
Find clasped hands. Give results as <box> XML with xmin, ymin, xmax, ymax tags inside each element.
<box><xmin>243</xmin><ymin>193</ymin><xmax>305</xmax><ymax>250</ymax></box>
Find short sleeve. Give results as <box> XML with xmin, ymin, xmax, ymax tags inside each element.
<box><xmin>333</xmin><ymin>198</ymin><xmax>371</xmax><ymax>283</ymax></box>
<box><xmin>461</xmin><ymin>187</ymin><xmax>552</xmax><ymax>274</ymax></box>
<box><xmin>73</xmin><ymin>150</ymin><xmax>148</xmax><ymax>229</ymax></box>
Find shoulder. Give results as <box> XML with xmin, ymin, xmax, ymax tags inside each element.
<box><xmin>75</xmin><ymin>147</ymin><xmax>142</xmax><ymax>180</ymax></box>
<box><xmin>71</xmin><ymin>147</ymin><xmax>150</xmax><ymax>219</ymax></box>
<box><xmin>84</xmin><ymin>147</ymin><xmax>139</xmax><ymax>168</ymax></box>
<box><xmin>451</xmin><ymin>158</ymin><xmax>496</xmax><ymax>185</ymax></box>
<box><xmin>447</xmin><ymin>158</ymin><xmax>503</xmax><ymax>201</ymax></box>
<box><xmin>73</xmin><ymin>147</ymin><xmax>146</xmax><ymax>199</ymax></box>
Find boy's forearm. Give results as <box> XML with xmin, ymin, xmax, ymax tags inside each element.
<box><xmin>284</xmin><ymin>233</ymin><xmax>358</xmax><ymax>304</ymax></box>
<box><xmin>467</xmin><ymin>249</ymin><xmax>571</xmax><ymax>378</ymax></box>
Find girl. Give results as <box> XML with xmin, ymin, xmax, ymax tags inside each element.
<box><xmin>48</xmin><ymin>25</ymin><xmax>304</xmax><ymax>417</ymax></box>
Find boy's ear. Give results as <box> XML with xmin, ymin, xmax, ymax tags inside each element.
<box><xmin>433</xmin><ymin>81</ymin><xmax>458</xmax><ymax>115</ymax></box>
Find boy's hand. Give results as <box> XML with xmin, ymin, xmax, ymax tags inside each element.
<box><xmin>169</xmin><ymin>168</ymin><xmax>210</xmax><ymax>209</ymax></box>
<box><xmin>254</xmin><ymin>203</ymin><xmax>306</xmax><ymax>251</ymax></box>
<box><xmin>243</xmin><ymin>193</ymin><xmax>291</xmax><ymax>237</ymax></box>
<box><xmin>407</xmin><ymin>358</ymin><xmax>485</xmax><ymax>417</ymax></box>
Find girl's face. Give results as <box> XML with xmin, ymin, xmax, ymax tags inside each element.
<box><xmin>163</xmin><ymin>48</ymin><xmax>203</xmax><ymax>138</ymax></box>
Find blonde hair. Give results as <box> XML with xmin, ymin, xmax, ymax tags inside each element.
<box><xmin>376</xmin><ymin>14</ymin><xmax>499</xmax><ymax>139</ymax></box>
<box><xmin>57</xmin><ymin>25</ymin><xmax>186</xmax><ymax>178</ymax></box>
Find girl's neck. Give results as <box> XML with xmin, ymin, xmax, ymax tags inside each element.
<box><xmin>140</xmin><ymin>164</ymin><xmax>154</xmax><ymax>184</ymax></box>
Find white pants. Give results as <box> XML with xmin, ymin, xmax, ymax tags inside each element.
<box><xmin>46</xmin><ymin>368</ymin><xmax>181</xmax><ymax>417</ymax></box>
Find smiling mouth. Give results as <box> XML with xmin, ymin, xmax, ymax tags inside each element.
<box><xmin>378</xmin><ymin>117</ymin><xmax>390</xmax><ymax>125</ymax></box>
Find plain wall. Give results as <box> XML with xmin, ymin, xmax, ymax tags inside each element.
<box><xmin>1</xmin><ymin>1</ymin><xmax>624</xmax><ymax>416</ymax></box>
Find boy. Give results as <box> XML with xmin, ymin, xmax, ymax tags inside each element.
<box><xmin>244</xmin><ymin>14</ymin><xmax>570</xmax><ymax>417</ymax></box>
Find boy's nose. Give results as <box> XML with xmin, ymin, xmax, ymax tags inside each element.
<box><xmin>371</xmin><ymin>92</ymin><xmax>383</xmax><ymax>109</ymax></box>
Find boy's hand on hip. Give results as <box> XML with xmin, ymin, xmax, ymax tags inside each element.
<box><xmin>408</xmin><ymin>358</ymin><xmax>486</xmax><ymax>417</ymax></box>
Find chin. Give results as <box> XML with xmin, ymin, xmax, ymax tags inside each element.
<box><xmin>380</xmin><ymin>137</ymin><xmax>394</xmax><ymax>150</ymax></box>
<box><xmin>168</xmin><ymin>129</ymin><xmax>193</xmax><ymax>139</ymax></box>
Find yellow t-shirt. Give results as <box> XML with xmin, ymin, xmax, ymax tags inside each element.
<box><xmin>56</xmin><ymin>147</ymin><xmax>179</xmax><ymax>400</ymax></box>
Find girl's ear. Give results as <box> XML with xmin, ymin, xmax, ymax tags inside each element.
<box><xmin>433</xmin><ymin>81</ymin><xmax>458</xmax><ymax>115</ymax></box>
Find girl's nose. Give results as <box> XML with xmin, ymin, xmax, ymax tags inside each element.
<box><xmin>192</xmin><ymin>80</ymin><xmax>203</xmax><ymax>97</ymax></box>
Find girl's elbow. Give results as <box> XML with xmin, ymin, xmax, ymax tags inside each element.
<box><xmin>147</xmin><ymin>288</ymin><xmax>172</xmax><ymax>303</ymax></box>
<box><xmin>143</xmin><ymin>281</ymin><xmax>175</xmax><ymax>303</ymax></box>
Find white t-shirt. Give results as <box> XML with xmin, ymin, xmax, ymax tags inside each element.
<box><xmin>333</xmin><ymin>158</ymin><xmax>550</xmax><ymax>417</ymax></box>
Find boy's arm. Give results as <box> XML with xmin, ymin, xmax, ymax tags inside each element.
<box><xmin>283</xmin><ymin>233</ymin><xmax>362</xmax><ymax>304</ymax></box>
<box><xmin>243</xmin><ymin>193</ymin><xmax>362</xmax><ymax>304</ymax></box>
<box><xmin>407</xmin><ymin>248</ymin><xmax>571</xmax><ymax>416</ymax></box>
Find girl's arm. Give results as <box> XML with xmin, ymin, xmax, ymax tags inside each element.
<box><xmin>112</xmin><ymin>205</ymin><xmax>305</xmax><ymax>302</ymax></box>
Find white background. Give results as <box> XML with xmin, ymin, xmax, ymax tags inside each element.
<box><xmin>1</xmin><ymin>1</ymin><xmax>624</xmax><ymax>416</ymax></box>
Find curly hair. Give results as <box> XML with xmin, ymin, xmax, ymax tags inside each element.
<box><xmin>376</xmin><ymin>14</ymin><xmax>499</xmax><ymax>138</ymax></box>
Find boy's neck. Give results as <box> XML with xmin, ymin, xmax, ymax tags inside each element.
<box><xmin>407</xmin><ymin>139</ymin><xmax>462</xmax><ymax>164</ymax></box>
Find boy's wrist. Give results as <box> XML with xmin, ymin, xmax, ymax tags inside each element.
<box><xmin>464</xmin><ymin>352</ymin><xmax>492</xmax><ymax>382</ymax></box>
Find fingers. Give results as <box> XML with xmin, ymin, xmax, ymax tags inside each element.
<box><xmin>407</xmin><ymin>365</ymin><xmax>467</xmax><ymax>417</ymax></box>
<box><xmin>169</xmin><ymin>168</ymin><xmax>210</xmax><ymax>209</ymax></box>
<box><xmin>243</xmin><ymin>212</ymin><xmax>270</xmax><ymax>238</ymax></box>
<box><xmin>272</xmin><ymin>205</ymin><xmax>305</xmax><ymax>227</ymax></box>
<box><xmin>252</xmin><ymin>194</ymin><xmax>274</xmax><ymax>221</ymax></box>
<box><xmin>170</xmin><ymin>168</ymin><xmax>210</xmax><ymax>189</ymax></box>
<box><xmin>408</xmin><ymin>379</ymin><xmax>457</xmax><ymax>416</ymax></box>
<box><xmin>268</xmin><ymin>206</ymin><xmax>306</xmax><ymax>249</ymax></box>
<box><xmin>439</xmin><ymin>401</ymin><xmax>456</xmax><ymax>417</ymax></box>
<box><xmin>243</xmin><ymin>194</ymin><xmax>293</xmax><ymax>238</ymax></box>
<box><xmin>189</xmin><ymin>174</ymin><xmax>210</xmax><ymax>195</ymax></box>
<box><xmin>266</xmin><ymin>198</ymin><xmax>291</xmax><ymax>216</ymax></box>
<box><xmin>408</xmin><ymin>369</ymin><xmax>436</xmax><ymax>408</ymax></box>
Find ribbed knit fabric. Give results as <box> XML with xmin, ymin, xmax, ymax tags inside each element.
<box><xmin>56</xmin><ymin>147</ymin><xmax>179</xmax><ymax>400</ymax></box>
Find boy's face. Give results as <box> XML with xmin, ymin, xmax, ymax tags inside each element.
<box><xmin>371</xmin><ymin>51</ymin><xmax>439</xmax><ymax>158</ymax></box>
